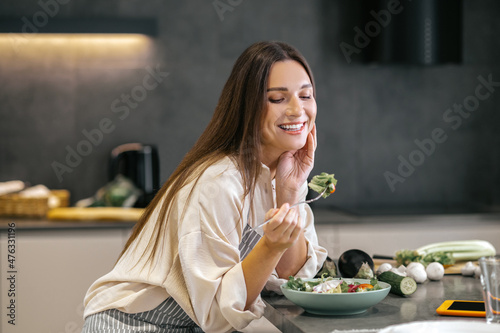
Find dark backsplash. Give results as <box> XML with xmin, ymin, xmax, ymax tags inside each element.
<box><xmin>0</xmin><ymin>0</ymin><xmax>499</xmax><ymax>213</ymax></box>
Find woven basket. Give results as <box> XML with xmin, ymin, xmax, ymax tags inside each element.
<box><xmin>0</xmin><ymin>190</ymin><xmax>70</xmax><ymax>218</ymax></box>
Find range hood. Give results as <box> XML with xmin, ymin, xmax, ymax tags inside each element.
<box><xmin>347</xmin><ymin>0</ymin><xmax>462</xmax><ymax>65</ymax></box>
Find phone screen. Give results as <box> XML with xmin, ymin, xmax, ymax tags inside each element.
<box><xmin>447</xmin><ymin>301</ymin><xmax>485</xmax><ymax>312</ymax></box>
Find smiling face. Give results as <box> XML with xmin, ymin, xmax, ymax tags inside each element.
<box><xmin>260</xmin><ymin>60</ymin><xmax>317</xmax><ymax>164</ymax></box>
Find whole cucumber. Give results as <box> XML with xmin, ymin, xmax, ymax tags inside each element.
<box><xmin>378</xmin><ymin>271</ymin><xmax>417</xmax><ymax>296</ymax></box>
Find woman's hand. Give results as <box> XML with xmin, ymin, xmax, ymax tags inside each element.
<box><xmin>241</xmin><ymin>204</ymin><xmax>303</xmax><ymax>309</ymax></box>
<box><xmin>261</xmin><ymin>203</ymin><xmax>302</xmax><ymax>253</ymax></box>
<box><xmin>275</xmin><ymin>123</ymin><xmax>317</xmax><ymax>205</ymax></box>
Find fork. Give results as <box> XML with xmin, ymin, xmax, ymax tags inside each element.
<box><xmin>255</xmin><ymin>187</ymin><xmax>327</xmax><ymax>230</ymax></box>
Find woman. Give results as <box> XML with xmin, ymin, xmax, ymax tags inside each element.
<box><xmin>82</xmin><ymin>41</ymin><xmax>327</xmax><ymax>333</ymax></box>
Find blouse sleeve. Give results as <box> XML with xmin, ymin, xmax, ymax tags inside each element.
<box><xmin>264</xmin><ymin>181</ymin><xmax>328</xmax><ymax>294</ymax></box>
<box><xmin>176</xmin><ymin>173</ymin><xmax>265</xmax><ymax>332</ymax></box>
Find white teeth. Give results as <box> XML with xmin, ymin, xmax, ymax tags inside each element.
<box><xmin>279</xmin><ymin>124</ymin><xmax>303</xmax><ymax>131</ymax></box>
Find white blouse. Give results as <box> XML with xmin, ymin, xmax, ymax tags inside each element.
<box><xmin>83</xmin><ymin>156</ymin><xmax>327</xmax><ymax>332</ymax></box>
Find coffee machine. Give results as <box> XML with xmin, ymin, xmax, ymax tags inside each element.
<box><xmin>109</xmin><ymin>143</ymin><xmax>160</xmax><ymax>208</ymax></box>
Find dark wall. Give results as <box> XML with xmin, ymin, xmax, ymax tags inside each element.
<box><xmin>1</xmin><ymin>0</ymin><xmax>499</xmax><ymax>214</ymax></box>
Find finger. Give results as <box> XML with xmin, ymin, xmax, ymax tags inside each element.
<box><xmin>267</xmin><ymin>203</ymin><xmax>290</xmax><ymax>230</ymax></box>
<box><xmin>264</xmin><ymin>208</ymin><xmax>279</xmax><ymax>221</ymax></box>
<box><xmin>267</xmin><ymin>206</ymin><xmax>294</xmax><ymax>236</ymax></box>
<box><xmin>312</xmin><ymin>123</ymin><xmax>317</xmax><ymax>150</ymax></box>
<box><xmin>278</xmin><ymin>207</ymin><xmax>299</xmax><ymax>237</ymax></box>
<box><xmin>283</xmin><ymin>209</ymin><xmax>302</xmax><ymax>242</ymax></box>
<box><xmin>309</xmin><ymin>123</ymin><xmax>317</xmax><ymax>152</ymax></box>
<box><xmin>305</xmin><ymin>130</ymin><xmax>316</xmax><ymax>161</ymax></box>
<box><xmin>288</xmin><ymin>222</ymin><xmax>302</xmax><ymax>242</ymax></box>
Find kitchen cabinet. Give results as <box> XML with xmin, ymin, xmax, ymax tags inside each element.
<box><xmin>0</xmin><ymin>222</ymin><xmax>132</xmax><ymax>333</ymax></box>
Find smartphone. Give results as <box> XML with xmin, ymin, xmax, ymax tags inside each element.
<box><xmin>436</xmin><ymin>300</ymin><xmax>485</xmax><ymax>317</ymax></box>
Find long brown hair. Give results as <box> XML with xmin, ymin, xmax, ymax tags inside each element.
<box><xmin>117</xmin><ymin>41</ymin><xmax>315</xmax><ymax>265</ymax></box>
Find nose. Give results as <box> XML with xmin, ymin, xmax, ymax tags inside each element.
<box><xmin>285</xmin><ymin>95</ymin><xmax>303</xmax><ymax>117</ymax></box>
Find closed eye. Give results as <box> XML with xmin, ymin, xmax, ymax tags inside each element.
<box><xmin>269</xmin><ymin>98</ymin><xmax>284</xmax><ymax>103</ymax></box>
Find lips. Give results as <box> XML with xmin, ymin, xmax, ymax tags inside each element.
<box><xmin>278</xmin><ymin>122</ymin><xmax>306</xmax><ymax>132</ymax></box>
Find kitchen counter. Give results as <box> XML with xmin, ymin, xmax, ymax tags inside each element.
<box><xmin>2</xmin><ymin>208</ymin><xmax>499</xmax><ymax>229</ymax></box>
<box><xmin>262</xmin><ymin>275</ymin><xmax>485</xmax><ymax>333</ymax></box>
<box><xmin>0</xmin><ymin>211</ymin><xmax>496</xmax><ymax>332</ymax></box>
<box><xmin>2</xmin><ymin>210</ymin><xmax>499</xmax><ymax>260</ymax></box>
<box><xmin>0</xmin><ymin>217</ymin><xmax>135</xmax><ymax>231</ymax></box>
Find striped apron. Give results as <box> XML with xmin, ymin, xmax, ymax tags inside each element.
<box><xmin>82</xmin><ymin>224</ymin><xmax>262</xmax><ymax>333</ymax></box>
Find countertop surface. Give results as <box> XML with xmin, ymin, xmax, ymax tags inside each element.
<box><xmin>262</xmin><ymin>275</ymin><xmax>485</xmax><ymax>333</ymax></box>
<box><xmin>0</xmin><ymin>217</ymin><xmax>135</xmax><ymax>231</ymax></box>
<box><xmin>1</xmin><ymin>208</ymin><xmax>499</xmax><ymax>232</ymax></box>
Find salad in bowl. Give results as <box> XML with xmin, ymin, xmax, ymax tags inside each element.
<box><xmin>280</xmin><ymin>275</ymin><xmax>391</xmax><ymax>315</ymax></box>
<box><xmin>286</xmin><ymin>275</ymin><xmax>384</xmax><ymax>294</ymax></box>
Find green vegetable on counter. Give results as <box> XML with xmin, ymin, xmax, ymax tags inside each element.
<box><xmin>395</xmin><ymin>240</ymin><xmax>496</xmax><ymax>266</ymax></box>
<box><xmin>395</xmin><ymin>249</ymin><xmax>455</xmax><ymax>267</ymax></box>
<box><xmin>378</xmin><ymin>271</ymin><xmax>417</xmax><ymax>296</ymax></box>
<box><xmin>308</xmin><ymin>172</ymin><xmax>337</xmax><ymax>198</ymax></box>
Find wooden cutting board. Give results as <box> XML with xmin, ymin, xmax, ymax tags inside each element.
<box><xmin>47</xmin><ymin>207</ymin><xmax>144</xmax><ymax>221</ymax></box>
<box><xmin>373</xmin><ymin>258</ymin><xmax>473</xmax><ymax>275</ymax></box>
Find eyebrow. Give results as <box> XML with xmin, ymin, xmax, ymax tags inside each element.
<box><xmin>267</xmin><ymin>83</ymin><xmax>313</xmax><ymax>92</ymax></box>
